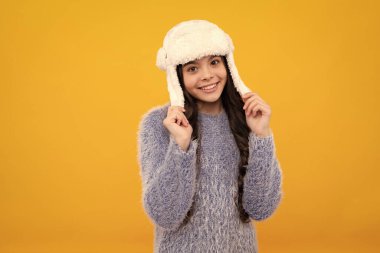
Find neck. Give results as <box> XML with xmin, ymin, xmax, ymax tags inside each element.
<box><xmin>197</xmin><ymin>99</ymin><xmax>223</xmax><ymax>115</ymax></box>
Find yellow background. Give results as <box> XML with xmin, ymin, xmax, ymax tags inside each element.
<box><xmin>1</xmin><ymin>0</ymin><xmax>379</xmax><ymax>252</ymax></box>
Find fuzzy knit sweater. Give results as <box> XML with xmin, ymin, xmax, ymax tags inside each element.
<box><xmin>137</xmin><ymin>102</ymin><xmax>283</xmax><ymax>253</ymax></box>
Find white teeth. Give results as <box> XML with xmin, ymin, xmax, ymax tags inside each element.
<box><xmin>202</xmin><ymin>84</ymin><xmax>216</xmax><ymax>90</ymax></box>
<box><xmin>200</xmin><ymin>82</ymin><xmax>218</xmax><ymax>90</ymax></box>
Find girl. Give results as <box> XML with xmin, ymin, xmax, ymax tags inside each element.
<box><xmin>137</xmin><ymin>20</ymin><xmax>283</xmax><ymax>253</ymax></box>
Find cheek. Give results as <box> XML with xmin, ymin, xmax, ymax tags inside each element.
<box><xmin>218</xmin><ymin>68</ymin><xmax>228</xmax><ymax>78</ymax></box>
<box><xmin>183</xmin><ymin>75</ymin><xmax>198</xmax><ymax>89</ymax></box>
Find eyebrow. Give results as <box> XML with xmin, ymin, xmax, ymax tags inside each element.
<box><xmin>183</xmin><ymin>55</ymin><xmax>218</xmax><ymax>67</ymax></box>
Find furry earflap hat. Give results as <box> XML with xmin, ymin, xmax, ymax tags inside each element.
<box><xmin>156</xmin><ymin>19</ymin><xmax>251</xmax><ymax>107</ymax></box>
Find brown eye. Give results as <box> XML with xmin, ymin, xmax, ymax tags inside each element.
<box><xmin>187</xmin><ymin>66</ymin><xmax>197</xmax><ymax>72</ymax></box>
<box><xmin>211</xmin><ymin>59</ymin><xmax>220</xmax><ymax>65</ymax></box>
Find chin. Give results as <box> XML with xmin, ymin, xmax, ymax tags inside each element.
<box><xmin>193</xmin><ymin>90</ymin><xmax>222</xmax><ymax>101</ymax></box>
<box><xmin>200</xmin><ymin>96</ymin><xmax>222</xmax><ymax>103</ymax></box>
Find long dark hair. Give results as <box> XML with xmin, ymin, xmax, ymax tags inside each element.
<box><xmin>176</xmin><ymin>55</ymin><xmax>251</xmax><ymax>224</ymax></box>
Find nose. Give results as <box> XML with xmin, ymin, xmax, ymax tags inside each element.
<box><xmin>201</xmin><ymin>66</ymin><xmax>213</xmax><ymax>80</ymax></box>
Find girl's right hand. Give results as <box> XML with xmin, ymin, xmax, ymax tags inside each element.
<box><xmin>163</xmin><ymin>106</ymin><xmax>193</xmax><ymax>150</ymax></box>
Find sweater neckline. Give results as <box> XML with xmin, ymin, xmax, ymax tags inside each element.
<box><xmin>198</xmin><ymin>107</ymin><xmax>226</xmax><ymax>119</ymax></box>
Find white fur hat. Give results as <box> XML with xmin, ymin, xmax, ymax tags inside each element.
<box><xmin>156</xmin><ymin>19</ymin><xmax>251</xmax><ymax>107</ymax></box>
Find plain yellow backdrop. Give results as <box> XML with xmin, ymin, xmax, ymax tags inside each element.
<box><xmin>0</xmin><ymin>0</ymin><xmax>379</xmax><ymax>252</ymax></box>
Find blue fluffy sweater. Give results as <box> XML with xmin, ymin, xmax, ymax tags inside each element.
<box><xmin>137</xmin><ymin>102</ymin><xmax>283</xmax><ymax>253</ymax></box>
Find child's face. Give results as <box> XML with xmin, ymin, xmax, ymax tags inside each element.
<box><xmin>181</xmin><ymin>55</ymin><xmax>227</xmax><ymax>104</ymax></box>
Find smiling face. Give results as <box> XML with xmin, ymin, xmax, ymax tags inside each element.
<box><xmin>181</xmin><ymin>55</ymin><xmax>227</xmax><ymax>107</ymax></box>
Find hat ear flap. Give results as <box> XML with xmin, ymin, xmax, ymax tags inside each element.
<box><xmin>167</xmin><ymin>65</ymin><xmax>185</xmax><ymax>107</ymax></box>
<box><xmin>156</xmin><ymin>47</ymin><xmax>167</xmax><ymax>70</ymax></box>
<box><xmin>226</xmin><ymin>52</ymin><xmax>251</xmax><ymax>97</ymax></box>
<box><xmin>225</xmin><ymin>33</ymin><xmax>235</xmax><ymax>51</ymax></box>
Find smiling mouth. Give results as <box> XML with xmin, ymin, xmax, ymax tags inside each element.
<box><xmin>198</xmin><ymin>81</ymin><xmax>219</xmax><ymax>90</ymax></box>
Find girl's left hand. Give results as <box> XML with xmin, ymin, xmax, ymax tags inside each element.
<box><xmin>242</xmin><ymin>92</ymin><xmax>272</xmax><ymax>137</ymax></box>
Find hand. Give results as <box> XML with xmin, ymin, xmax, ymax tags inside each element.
<box><xmin>163</xmin><ymin>106</ymin><xmax>193</xmax><ymax>150</ymax></box>
<box><xmin>242</xmin><ymin>92</ymin><xmax>272</xmax><ymax>137</ymax></box>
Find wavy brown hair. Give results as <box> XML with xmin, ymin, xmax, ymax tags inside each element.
<box><xmin>176</xmin><ymin>55</ymin><xmax>251</xmax><ymax>224</ymax></box>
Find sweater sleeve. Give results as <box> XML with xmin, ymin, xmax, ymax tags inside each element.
<box><xmin>137</xmin><ymin>109</ymin><xmax>199</xmax><ymax>231</ymax></box>
<box><xmin>242</xmin><ymin>129</ymin><xmax>283</xmax><ymax>221</ymax></box>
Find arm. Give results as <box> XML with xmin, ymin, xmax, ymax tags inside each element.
<box><xmin>137</xmin><ymin>110</ymin><xmax>199</xmax><ymax>231</ymax></box>
<box><xmin>242</xmin><ymin>130</ymin><xmax>283</xmax><ymax>221</ymax></box>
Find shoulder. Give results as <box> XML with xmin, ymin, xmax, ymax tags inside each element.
<box><xmin>137</xmin><ymin>102</ymin><xmax>171</xmax><ymax>137</ymax></box>
<box><xmin>138</xmin><ymin>102</ymin><xmax>170</xmax><ymax>128</ymax></box>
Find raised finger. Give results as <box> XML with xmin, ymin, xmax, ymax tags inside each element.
<box><xmin>250</xmin><ymin>102</ymin><xmax>262</xmax><ymax>117</ymax></box>
<box><xmin>174</xmin><ymin>111</ymin><xmax>189</xmax><ymax>126</ymax></box>
<box><xmin>246</xmin><ymin>100</ymin><xmax>258</xmax><ymax>116</ymax></box>
<box><xmin>169</xmin><ymin>112</ymin><xmax>180</xmax><ymax>124</ymax></box>
<box><xmin>250</xmin><ymin>102</ymin><xmax>268</xmax><ymax>117</ymax></box>
<box><xmin>243</xmin><ymin>96</ymin><xmax>259</xmax><ymax>110</ymax></box>
<box><xmin>247</xmin><ymin>101</ymin><xmax>265</xmax><ymax>116</ymax></box>
<box><xmin>242</xmin><ymin>92</ymin><xmax>255</xmax><ymax>102</ymax></box>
